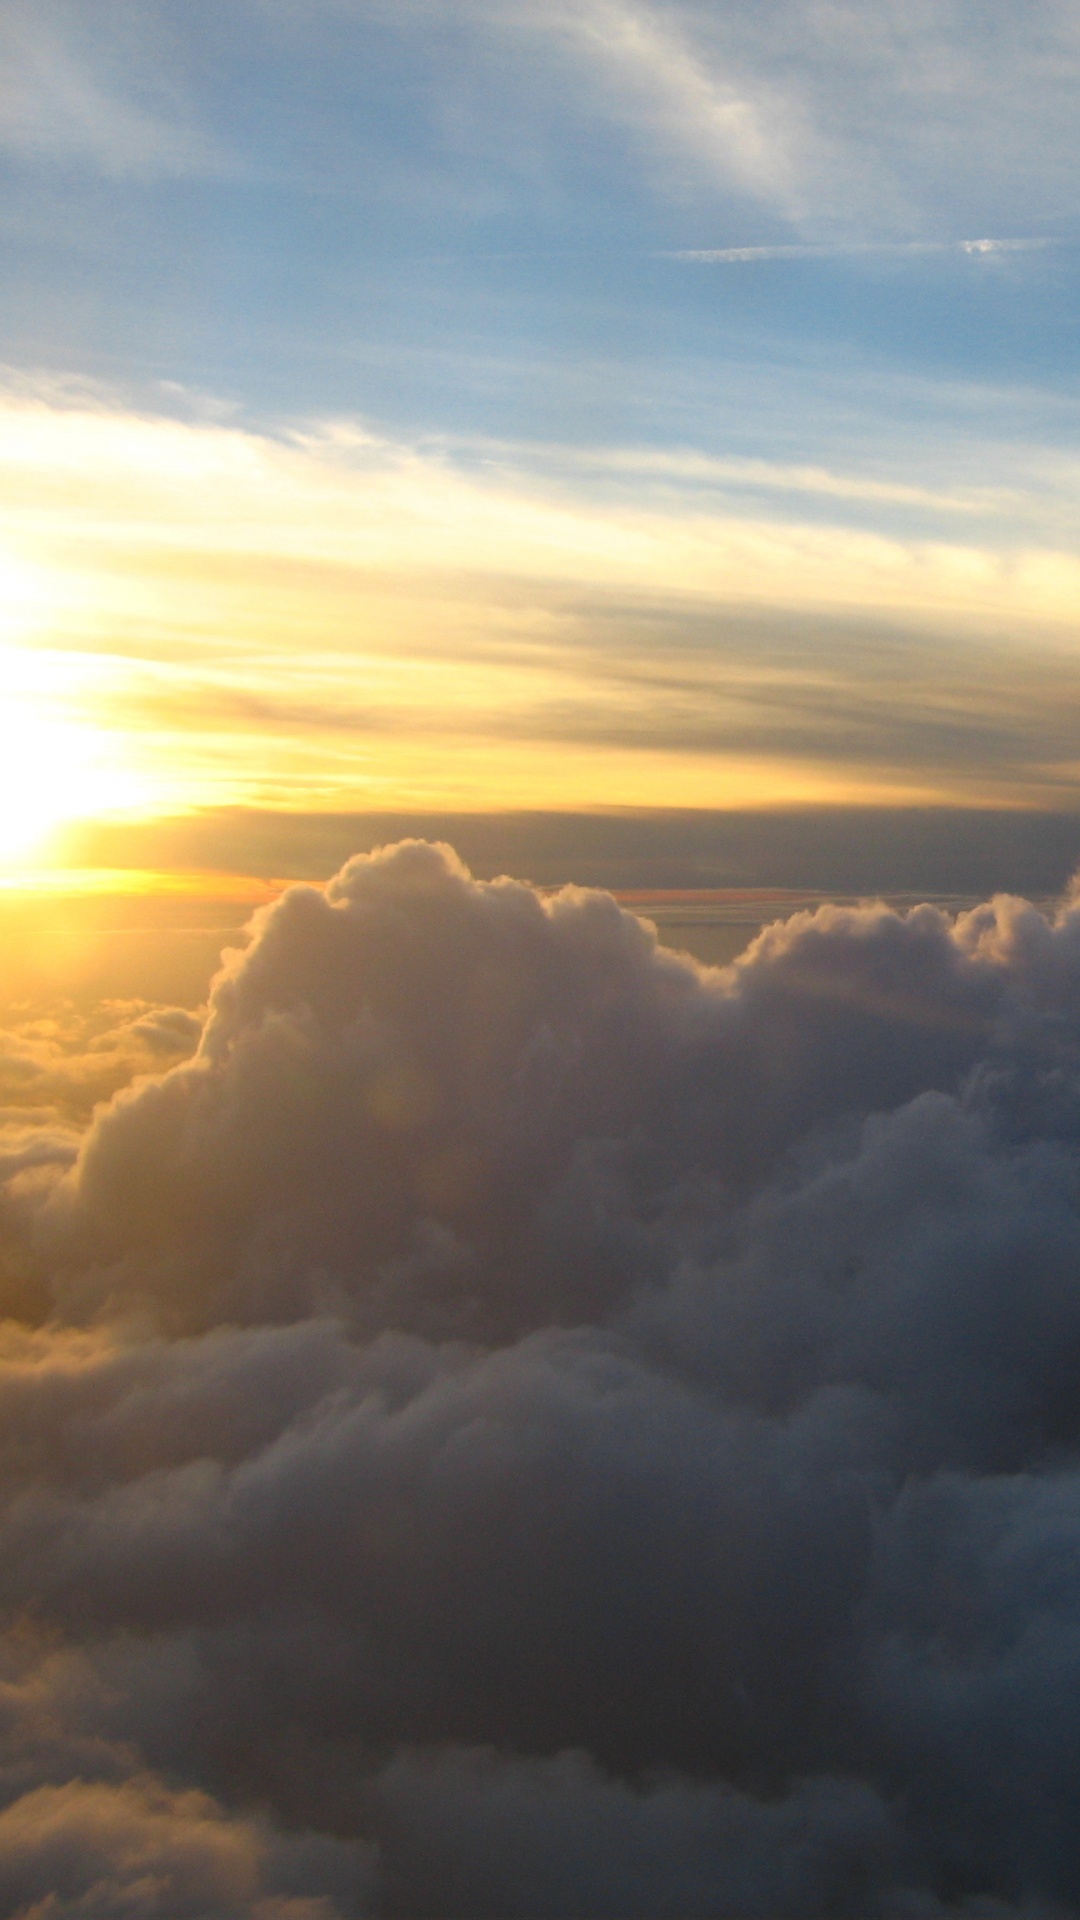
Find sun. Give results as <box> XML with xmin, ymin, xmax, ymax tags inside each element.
<box><xmin>0</xmin><ymin>696</ymin><xmax>148</xmax><ymax>870</ymax></box>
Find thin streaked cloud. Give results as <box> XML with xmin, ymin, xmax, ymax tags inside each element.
<box><xmin>666</xmin><ymin>238</ymin><xmax>1059</xmax><ymax>262</ymax></box>
<box><xmin>3</xmin><ymin>386</ymin><xmax>1080</xmax><ymax>817</ymax></box>
<box><xmin>450</xmin><ymin>435</ymin><xmax>1023</xmax><ymax>516</ymax></box>
<box><xmin>533</xmin><ymin>0</ymin><xmax>819</xmax><ymax>222</ymax></box>
<box><xmin>0</xmin><ymin>0</ymin><xmax>232</xmax><ymax>180</ymax></box>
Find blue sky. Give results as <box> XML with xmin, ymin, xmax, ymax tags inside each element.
<box><xmin>1</xmin><ymin>0</ymin><xmax>1079</xmax><ymax>845</ymax></box>
<box><xmin>5</xmin><ymin>0</ymin><xmax>1078</xmax><ymax>422</ymax></box>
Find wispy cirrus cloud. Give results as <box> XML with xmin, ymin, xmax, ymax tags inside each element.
<box><xmin>4</xmin><ymin>1</ymin><xmax>1078</xmax><ymax>237</ymax></box>
<box><xmin>0</xmin><ymin>1</ymin><xmax>230</xmax><ymax>179</ymax></box>
<box><xmin>504</xmin><ymin>0</ymin><xmax>834</xmax><ymax>227</ymax></box>
<box><xmin>487</xmin><ymin>0</ymin><xmax>1080</xmax><ymax>239</ymax></box>
<box><xmin>2</xmin><ymin>385</ymin><xmax>1080</xmax><ymax>818</ymax></box>
<box><xmin>666</xmin><ymin>237</ymin><xmax>1060</xmax><ymax>262</ymax></box>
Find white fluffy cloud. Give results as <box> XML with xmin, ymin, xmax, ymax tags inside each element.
<box><xmin>5</xmin><ymin>842</ymin><xmax>1080</xmax><ymax>1911</ymax></box>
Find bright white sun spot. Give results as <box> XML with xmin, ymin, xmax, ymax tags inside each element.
<box><xmin>0</xmin><ymin>645</ymin><xmax>161</xmax><ymax>868</ymax></box>
<box><xmin>0</xmin><ymin>697</ymin><xmax>147</xmax><ymax>869</ymax></box>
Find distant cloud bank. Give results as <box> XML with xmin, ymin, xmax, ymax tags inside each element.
<box><xmin>3</xmin><ymin>842</ymin><xmax>1080</xmax><ymax>1910</ymax></box>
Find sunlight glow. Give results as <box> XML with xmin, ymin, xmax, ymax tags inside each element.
<box><xmin>0</xmin><ymin>690</ymin><xmax>149</xmax><ymax>869</ymax></box>
<box><xmin>0</xmin><ymin>547</ymin><xmax>51</xmax><ymax>647</ymax></box>
<box><xmin>3</xmin><ymin>394</ymin><xmax>1080</xmax><ymax>820</ymax></box>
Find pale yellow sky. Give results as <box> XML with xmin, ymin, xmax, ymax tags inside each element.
<box><xmin>3</xmin><ymin>388</ymin><xmax>1080</xmax><ymax>868</ymax></box>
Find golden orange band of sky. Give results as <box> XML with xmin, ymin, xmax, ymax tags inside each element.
<box><xmin>3</xmin><ymin>388</ymin><xmax>1080</xmax><ymax>869</ymax></box>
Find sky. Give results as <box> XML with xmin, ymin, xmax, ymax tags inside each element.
<box><xmin>8</xmin><ymin>12</ymin><xmax>1080</xmax><ymax>1918</ymax></box>
<box><xmin>1</xmin><ymin>0</ymin><xmax>1080</xmax><ymax>875</ymax></box>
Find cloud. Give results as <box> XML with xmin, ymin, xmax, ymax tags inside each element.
<box><xmin>366</xmin><ymin>1750</ymin><xmax>908</xmax><ymax>1919</ymax></box>
<box><xmin>7</xmin><ymin>387</ymin><xmax>1080</xmax><ymax>814</ymax></box>
<box><xmin>0</xmin><ymin>2</ymin><xmax>228</xmax><ymax>180</ymax></box>
<box><xmin>0</xmin><ymin>1776</ymin><xmax>363</xmax><ymax>1918</ymax></box>
<box><xmin>529</xmin><ymin>0</ymin><xmax>819</xmax><ymax>223</ymax></box>
<box><xmin>507</xmin><ymin>0</ymin><xmax>1080</xmax><ymax>238</ymax></box>
<box><xmin>29</xmin><ymin>840</ymin><xmax>1016</xmax><ymax>1334</ymax></box>
<box><xmin>4</xmin><ymin>1</ymin><xmax>1078</xmax><ymax>245</ymax></box>
<box><xmin>445</xmin><ymin>431</ymin><xmax>1030</xmax><ymax>515</ymax></box>
<box><xmin>5</xmin><ymin>843</ymin><xmax>1080</xmax><ymax>1905</ymax></box>
<box><xmin>667</xmin><ymin>237</ymin><xmax>1058</xmax><ymax>262</ymax></box>
<box><xmin>0</xmin><ymin>1002</ymin><xmax>201</xmax><ymax>1127</ymax></box>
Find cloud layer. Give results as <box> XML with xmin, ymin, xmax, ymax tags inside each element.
<box><xmin>5</xmin><ymin>841</ymin><xmax>1080</xmax><ymax>1911</ymax></box>
<box><xmin>13</xmin><ymin>1</ymin><xmax>1078</xmax><ymax>240</ymax></box>
<box><xmin>8</xmin><ymin>387</ymin><xmax>1080</xmax><ymax>822</ymax></box>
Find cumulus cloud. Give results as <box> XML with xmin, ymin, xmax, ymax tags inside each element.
<box><xmin>0</xmin><ymin>1002</ymin><xmax>202</xmax><ymax>1127</ymax></box>
<box><xmin>6</xmin><ymin>841</ymin><xmax>1080</xmax><ymax>1910</ymax></box>
<box><xmin>0</xmin><ymin>1776</ymin><xmax>362</xmax><ymax>1919</ymax></box>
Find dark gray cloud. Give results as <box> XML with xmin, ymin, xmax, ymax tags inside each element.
<box><xmin>6</xmin><ymin>842</ymin><xmax>1080</xmax><ymax>1912</ymax></box>
<box><xmin>91</xmin><ymin>598</ymin><xmax>1080</xmax><ymax>796</ymax></box>
<box><xmin>63</xmin><ymin>803</ymin><xmax>1080</xmax><ymax>898</ymax></box>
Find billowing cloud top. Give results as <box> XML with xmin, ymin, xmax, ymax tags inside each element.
<box><xmin>4</xmin><ymin>842</ymin><xmax>1080</xmax><ymax>1913</ymax></box>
